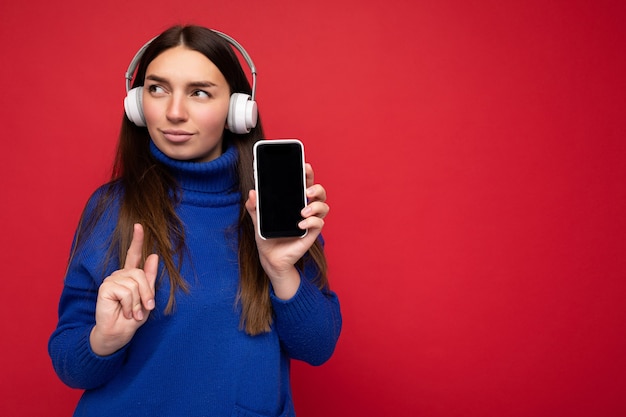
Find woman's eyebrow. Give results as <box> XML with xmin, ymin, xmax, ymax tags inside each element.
<box><xmin>145</xmin><ymin>74</ymin><xmax>169</xmax><ymax>84</ymax></box>
<box><xmin>145</xmin><ymin>74</ymin><xmax>218</xmax><ymax>88</ymax></box>
<box><xmin>188</xmin><ymin>81</ymin><xmax>218</xmax><ymax>88</ymax></box>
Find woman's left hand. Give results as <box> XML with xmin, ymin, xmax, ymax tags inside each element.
<box><xmin>245</xmin><ymin>163</ymin><xmax>329</xmax><ymax>300</ymax></box>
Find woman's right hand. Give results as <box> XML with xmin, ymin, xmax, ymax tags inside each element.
<box><xmin>89</xmin><ymin>223</ymin><xmax>158</xmax><ymax>356</ymax></box>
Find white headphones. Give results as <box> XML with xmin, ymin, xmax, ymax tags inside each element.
<box><xmin>123</xmin><ymin>29</ymin><xmax>258</xmax><ymax>134</ymax></box>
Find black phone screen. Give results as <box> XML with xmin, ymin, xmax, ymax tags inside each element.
<box><xmin>254</xmin><ymin>141</ymin><xmax>306</xmax><ymax>239</ymax></box>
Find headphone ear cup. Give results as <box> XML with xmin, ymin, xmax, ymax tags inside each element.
<box><xmin>124</xmin><ymin>87</ymin><xmax>146</xmax><ymax>127</ymax></box>
<box><xmin>227</xmin><ymin>93</ymin><xmax>258</xmax><ymax>134</ymax></box>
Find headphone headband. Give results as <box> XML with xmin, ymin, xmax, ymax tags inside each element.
<box><xmin>210</xmin><ymin>30</ymin><xmax>257</xmax><ymax>101</ymax></box>
<box><xmin>125</xmin><ymin>36</ymin><xmax>155</xmax><ymax>92</ymax></box>
<box><xmin>124</xmin><ymin>29</ymin><xmax>257</xmax><ymax>100</ymax></box>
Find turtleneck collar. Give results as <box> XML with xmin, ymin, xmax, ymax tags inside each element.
<box><xmin>149</xmin><ymin>140</ymin><xmax>241</xmax><ymax>207</ymax></box>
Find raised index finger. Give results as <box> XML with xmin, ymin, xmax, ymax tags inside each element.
<box><xmin>124</xmin><ymin>223</ymin><xmax>145</xmax><ymax>270</ymax></box>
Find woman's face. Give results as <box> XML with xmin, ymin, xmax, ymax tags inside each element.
<box><xmin>143</xmin><ymin>45</ymin><xmax>231</xmax><ymax>162</ymax></box>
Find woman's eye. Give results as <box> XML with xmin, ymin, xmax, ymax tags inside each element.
<box><xmin>192</xmin><ymin>90</ymin><xmax>210</xmax><ymax>98</ymax></box>
<box><xmin>147</xmin><ymin>85</ymin><xmax>165</xmax><ymax>94</ymax></box>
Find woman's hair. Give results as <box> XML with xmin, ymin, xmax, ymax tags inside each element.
<box><xmin>76</xmin><ymin>25</ymin><xmax>327</xmax><ymax>335</ymax></box>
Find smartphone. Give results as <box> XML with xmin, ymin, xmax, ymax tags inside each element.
<box><xmin>253</xmin><ymin>139</ymin><xmax>308</xmax><ymax>240</ymax></box>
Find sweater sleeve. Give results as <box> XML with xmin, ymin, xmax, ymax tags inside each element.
<box><xmin>48</xmin><ymin>277</ymin><xmax>129</xmax><ymax>389</ymax></box>
<box><xmin>270</xmin><ymin>260</ymin><xmax>342</xmax><ymax>366</ymax></box>
<box><xmin>48</xmin><ymin>186</ymin><xmax>129</xmax><ymax>389</ymax></box>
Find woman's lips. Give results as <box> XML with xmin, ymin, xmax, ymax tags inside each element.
<box><xmin>161</xmin><ymin>130</ymin><xmax>193</xmax><ymax>143</ymax></box>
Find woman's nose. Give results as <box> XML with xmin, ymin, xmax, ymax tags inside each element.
<box><xmin>166</xmin><ymin>94</ymin><xmax>188</xmax><ymax>122</ymax></box>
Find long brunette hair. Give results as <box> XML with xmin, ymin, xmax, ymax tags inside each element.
<box><xmin>75</xmin><ymin>25</ymin><xmax>327</xmax><ymax>335</ymax></box>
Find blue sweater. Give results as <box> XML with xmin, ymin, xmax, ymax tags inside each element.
<box><xmin>48</xmin><ymin>142</ymin><xmax>342</xmax><ymax>417</ymax></box>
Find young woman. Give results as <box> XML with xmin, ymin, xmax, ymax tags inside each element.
<box><xmin>48</xmin><ymin>25</ymin><xmax>341</xmax><ymax>417</ymax></box>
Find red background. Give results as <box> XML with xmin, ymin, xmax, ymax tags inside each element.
<box><xmin>1</xmin><ymin>0</ymin><xmax>625</xmax><ymax>416</ymax></box>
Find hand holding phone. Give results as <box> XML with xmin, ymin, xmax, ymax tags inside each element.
<box><xmin>253</xmin><ymin>139</ymin><xmax>308</xmax><ymax>240</ymax></box>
